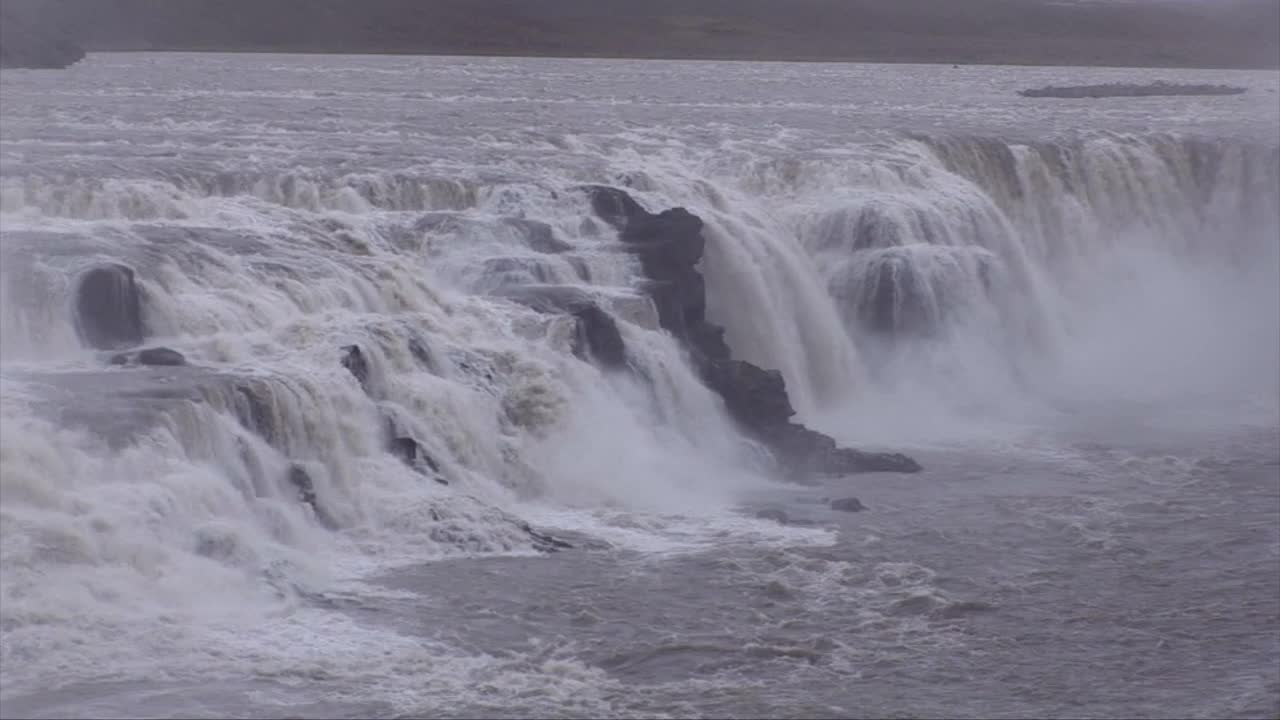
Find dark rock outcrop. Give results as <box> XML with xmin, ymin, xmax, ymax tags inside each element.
<box><xmin>498</xmin><ymin>283</ymin><xmax>628</xmax><ymax>370</ymax></box>
<box><xmin>702</xmin><ymin>360</ymin><xmax>795</xmax><ymax>430</ymax></box>
<box><xmin>481</xmin><ymin>256</ymin><xmax>562</xmax><ymax>288</ymax></box>
<box><xmin>853</xmin><ymin>246</ymin><xmax>1001</xmax><ymax>338</ymax></box>
<box><xmin>830</xmin><ymin>497</ymin><xmax>867</xmax><ymax>512</ymax></box>
<box><xmin>571</xmin><ymin>304</ymin><xmax>626</xmax><ymax>369</ymax></box>
<box><xmin>860</xmin><ymin>251</ymin><xmax>932</xmax><ymax>335</ymax></box>
<box><xmin>138</xmin><ymin>346</ymin><xmax>187</xmax><ymax>366</ymax></box>
<box><xmin>407</xmin><ymin>336</ymin><xmax>433</xmax><ymax>369</ymax></box>
<box><xmin>288</xmin><ymin>463</ymin><xmax>318</xmax><ymax>507</ymax></box>
<box><xmin>389</xmin><ymin>434</ymin><xmax>447</xmax><ymax>485</ymax></box>
<box><xmin>586</xmin><ymin>185</ymin><xmax>921</xmax><ymax>479</ymax></box>
<box><xmin>755</xmin><ymin>508</ymin><xmax>789</xmax><ymax>524</ymax></box>
<box><xmin>287</xmin><ymin>463</ymin><xmax>336</xmax><ymax>528</ymax></box>
<box><xmin>75</xmin><ymin>263</ymin><xmax>146</xmax><ymax>350</ymax></box>
<box><xmin>769</xmin><ymin>423</ymin><xmax>922</xmax><ymax>477</ymax></box>
<box><xmin>383</xmin><ymin>415</ymin><xmax>446</xmax><ymax>484</ymax></box>
<box><xmin>109</xmin><ymin>346</ymin><xmax>187</xmax><ymax>367</ymax></box>
<box><xmin>340</xmin><ymin>344</ymin><xmax>369</xmax><ymax>388</ymax></box>
<box><xmin>507</xmin><ymin>218</ymin><xmax>573</xmax><ymax>254</ymax></box>
<box><xmin>592</xmin><ymin>188</ymin><xmax>710</xmax><ymax>341</ymax></box>
<box><xmin>232</xmin><ymin>379</ymin><xmax>279</xmax><ymax>447</ymax></box>
<box><xmin>520</xmin><ymin>522</ymin><xmax>574</xmax><ymax>552</ymax></box>
<box><xmin>337</xmin><ymin>346</ymin><xmax>450</xmax><ymax>484</ymax></box>
<box><xmin>497</xmin><ymin>284</ymin><xmax>595</xmax><ymax>314</ymax></box>
<box><xmin>340</xmin><ymin>347</ymin><xmax>446</xmax><ymax>485</ymax></box>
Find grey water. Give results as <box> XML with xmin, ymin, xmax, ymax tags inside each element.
<box><xmin>1</xmin><ymin>54</ymin><xmax>1278</xmax><ymax>719</ymax></box>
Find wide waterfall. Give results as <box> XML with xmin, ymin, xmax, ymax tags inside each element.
<box><xmin>2</xmin><ymin>54</ymin><xmax>1277</xmax><ymax>719</ymax></box>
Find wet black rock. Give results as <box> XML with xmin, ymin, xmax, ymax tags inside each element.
<box><xmin>480</xmin><ymin>257</ymin><xmax>559</xmax><ymax>293</ymax></box>
<box><xmin>521</xmin><ymin>522</ymin><xmax>574</xmax><ymax>552</ymax></box>
<box><xmin>388</xmin><ymin>433</ymin><xmax>447</xmax><ymax>484</ymax></box>
<box><xmin>407</xmin><ymin>336</ymin><xmax>433</xmax><ymax>369</ymax></box>
<box><xmin>688</xmin><ymin>322</ymin><xmax>731</xmax><ymax>362</ymax></box>
<box><xmin>859</xmin><ymin>252</ymin><xmax>933</xmax><ymax>335</ymax></box>
<box><xmin>572</xmin><ymin>304</ymin><xmax>627</xmax><ymax>369</ymax></box>
<box><xmin>756</xmin><ymin>508</ymin><xmax>789</xmax><ymax>523</ymax></box>
<box><xmin>388</xmin><ymin>435</ymin><xmax>415</xmax><ymax>461</ymax></box>
<box><xmin>340</xmin><ymin>344</ymin><xmax>369</xmax><ymax>388</ymax></box>
<box><xmin>853</xmin><ymin>247</ymin><xmax>1000</xmax><ymax>337</ymax></box>
<box><xmin>287</xmin><ymin>463</ymin><xmax>336</xmax><ymax>528</ymax></box>
<box><xmin>565</xmin><ymin>255</ymin><xmax>593</xmax><ymax>283</ymax></box>
<box><xmin>497</xmin><ymin>284</ymin><xmax>595</xmax><ymax>314</ymax></box>
<box><xmin>585</xmin><ymin>187</ymin><xmax>708</xmax><ymax>342</ymax></box>
<box><xmin>623</xmin><ymin>209</ymin><xmax>707</xmax><ymax>265</ymax></box>
<box><xmin>702</xmin><ymin>360</ymin><xmax>795</xmax><ymax>429</ymax></box>
<box><xmin>830</xmin><ymin>497</ymin><xmax>867</xmax><ymax>512</ymax></box>
<box><xmin>75</xmin><ymin>263</ymin><xmax>146</xmax><ymax>350</ymax></box>
<box><xmin>109</xmin><ymin>346</ymin><xmax>188</xmax><ymax>367</ymax></box>
<box><xmin>288</xmin><ymin>463</ymin><xmax>317</xmax><ymax>506</ymax></box>
<box><xmin>138</xmin><ymin>347</ymin><xmax>187</xmax><ymax>366</ymax></box>
<box><xmin>232</xmin><ymin>379</ymin><xmax>278</xmax><ymax>447</ymax></box>
<box><xmin>769</xmin><ymin>424</ymin><xmax>923</xmax><ymax>477</ymax></box>
<box><xmin>587</xmin><ymin>185</ymin><xmax>648</xmax><ymax>228</ymax></box>
<box><xmin>507</xmin><ymin>218</ymin><xmax>573</xmax><ymax>254</ymax></box>
<box><xmin>829</xmin><ymin>449</ymin><xmax>922</xmax><ymax>475</ymax></box>
<box><xmin>497</xmin><ymin>283</ymin><xmax>628</xmax><ymax>370</ymax></box>
<box><xmin>586</xmin><ymin>185</ymin><xmax>921</xmax><ymax>479</ymax></box>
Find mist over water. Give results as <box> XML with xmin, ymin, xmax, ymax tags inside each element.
<box><xmin>797</xmin><ymin>134</ymin><xmax>1280</xmax><ymax>444</ymax></box>
<box><xmin>1</xmin><ymin>54</ymin><xmax>1277</xmax><ymax>719</ymax></box>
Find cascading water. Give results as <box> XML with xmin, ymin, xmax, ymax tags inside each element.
<box><xmin>0</xmin><ymin>156</ymin><xmax>786</xmax><ymax>697</ymax></box>
<box><xmin>753</xmin><ymin>133</ymin><xmax>1280</xmax><ymax>440</ymax></box>
<box><xmin>2</xmin><ymin>54</ymin><xmax>1277</xmax><ymax>719</ymax></box>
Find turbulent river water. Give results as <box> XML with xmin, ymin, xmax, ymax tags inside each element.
<box><xmin>0</xmin><ymin>54</ymin><xmax>1277</xmax><ymax>719</ymax></box>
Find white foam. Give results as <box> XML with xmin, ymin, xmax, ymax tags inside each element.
<box><xmin>2</xmin><ymin>55</ymin><xmax>1277</xmax><ymax>713</ymax></box>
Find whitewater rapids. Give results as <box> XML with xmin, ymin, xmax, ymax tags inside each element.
<box><xmin>1</xmin><ymin>54</ymin><xmax>1277</xmax><ymax>719</ymax></box>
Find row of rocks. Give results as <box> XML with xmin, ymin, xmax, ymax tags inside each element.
<box><xmin>109</xmin><ymin>346</ymin><xmax>187</xmax><ymax>367</ymax></box>
<box><xmin>70</xmin><ymin>263</ymin><xmax>439</xmax><ymax>529</ymax></box>
<box><xmin>75</xmin><ymin>264</ymin><xmax>530</xmax><ymax>513</ymax></box>
<box><xmin>72</xmin><ymin>262</ymin><xmax>573</xmax><ymax>549</ymax></box>
<box><xmin>65</xmin><ymin>187</ymin><xmax>917</xmax><ymax>546</ymax></box>
<box><xmin>586</xmin><ymin>186</ymin><xmax>921</xmax><ymax>480</ymax></box>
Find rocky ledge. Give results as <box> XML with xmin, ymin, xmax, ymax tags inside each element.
<box><xmin>586</xmin><ymin>186</ymin><xmax>921</xmax><ymax>479</ymax></box>
<box><xmin>1017</xmin><ymin>81</ymin><xmax>1246</xmax><ymax>99</ymax></box>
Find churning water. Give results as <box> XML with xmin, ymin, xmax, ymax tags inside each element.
<box><xmin>0</xmin><ymin>54</ymin><xmax>1277</xmax><ymax>719</ymax></box>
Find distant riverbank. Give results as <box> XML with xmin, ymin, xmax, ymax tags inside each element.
<box><xmin>2</xmin><ymin>0</ymin><xmax>1278</xmax><ymax>71</ymax></box>
<box><xmin>1019</xmin><ymin>81</ymin><xmax>1249</xmax><ymax>99</ymax></box>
